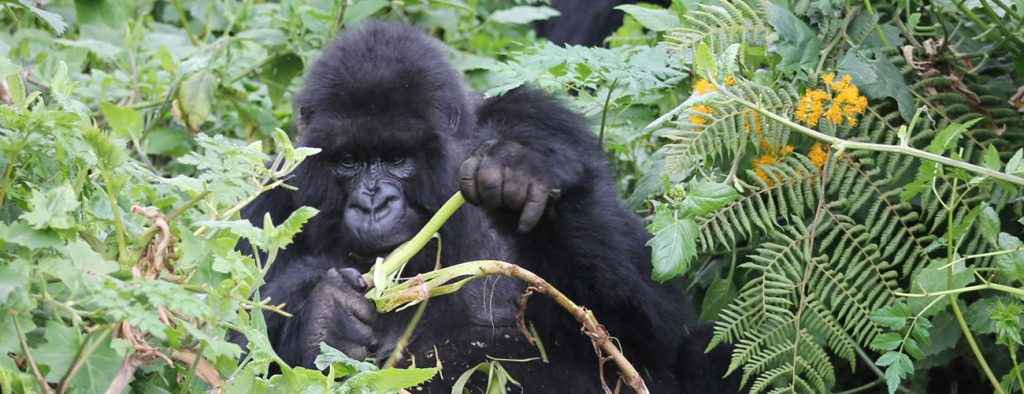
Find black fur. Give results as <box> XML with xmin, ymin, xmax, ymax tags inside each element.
<box><xmin>539</xmin><ymin>0</ymin><xmax>673</xmax><ymax>46</ymax></box>
<box><xmin>237</xmin><ymin>22</ymin><xmax>735</xmax><ymax>393</ymax></box>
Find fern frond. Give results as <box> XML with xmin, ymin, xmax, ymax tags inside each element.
<box><xmin>666</xmin><ymin>0</ymin><xmax>772</xmax><ymax>53</ymax></box>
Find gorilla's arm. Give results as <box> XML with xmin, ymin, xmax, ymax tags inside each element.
<box><xmin>469</xmin><ymin>88</ymin><xmax>689</xmax><ymax>368</ymax></box>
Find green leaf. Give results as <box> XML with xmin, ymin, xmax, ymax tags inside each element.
<box><xmin>978</xmin><ymin>205</ymin><xmax>1001</xmax><ymax>244</ymax></box>
<box><xmin>699</xmin><ymin>275</ymin><xmax>737</xmax><ymax>323</ymax></box>
<box><xmin>995</xmin><ymin>233</ymin><xmax>1024</xmax><ymax>283</ymax></box>
<box><xmin>0</xmin><ymin>222</ymin><xmax>62</xmax><ymax>249</ymax></box>
<box><xmin>343</xmin><ymin>0</ymin><xmax>389</xmax><ymax>25</ymax></box>
<box><xmin>0</xmin><ymin>261</ymin><xmax>29</xmax><ymax>305</ymax></box>
<box><xmin>900</xmin><ymin>161</ymin><xmax>935</xmax><ymax>202</ymax></box>
<box><xmin>646</xmin><ymin>208</ymin><xmax>698</xmax><ymax>282</ymax></box>
<box><xmin>488</xmin><ymin>6</ymin><xmax>560</xmax><ymax>25</ymax></box>
<box><xmin>313</xmin><ymin>343</ymin><xmax>377</xmax><ymax>376</ymax></box>
<box><xmin>143</xmin><ymin>128</ymin><xmax>193</xmax><ymax>157</ymax></box>
<box><xmin>0</xmin><ymin>56</ymin><xmax>22</xmax><ymax>81</ymax></box>
<box><xmin>267</xmin><ymin>206</ymin><xmax>319</xmax><ymax>251</ymax></box>
<box><xmin>983</xmin><ymin>145</ymin><xmax>1002</xmax><ymax>170</ymax></box>
<box><xmin>259</xmin><ymin>53</ymin><xmax>304</xmax><ymax>107</ymax></box>
<box><xmin>177</xmin><ymin>71</ymin><xmax>217</xmax><ymax>133</ymax></box>
<box><xmin>70</xmin><ymin>334</ymin><xmax>124</xmax><ymax>394</ymax></box>
<box><xmin>99</xmin><ymin>102</ymin><xmax>143</xmax><ymax>139</ymax></box>
<box><xmin>694</xmin><ymin>42</ymin><xmax>717</xmax><ymax>80</ymax></box>
<box><xmin>19</xmin><ymin>185</ymin><xmax>80</xmax><ymax>230</ymax></box>
<box><xmin>614</xmin><ymin>5</ymin><xmax>682</xmax><ymax>32</ymax></box>
<box><xmin>34</xmin><ymin>321</ymin><xmax>79</xmax><ymax>381</ymax></box>
<box><xmin>340</xmin><ymin>368</ymin><xmax>439</xmax><ymax>393</ymax></box>
<box><xmin>907</xmin><ymin>260</ymin><xmax>975</xmax><ymax>316</ymax></box>
<box><xmin>926</xmin><ymin>118</ymin><xmax>983</xmax><ymax>154</ymax></box>
<box><xmin>15</xmin><ymin>0</ymin><xmax>68</xmax><ymax>34</ymax></box>
<box><xmin>1006</xmin><ymin>149</ymin><xmax>1024</xmax><ymax>176</ymax></box>
<box><xmin>838</xmin><ymin>49</ymin><xmax>916</xmax><ymax>121</ymax></box>
<box><xmin>679</xmin><ymin>181</ymin><xmax>739</xmax><ymax>216</ymax></box>
<box><xmin>871</xmin><ymin>303</ymin><xmax>911</xmax><ymax>330</ymax></box>
<box><xmin>870</xmin><ymin>333</ymin><xmax>903</xmax><ymax>351</ymax></box>
<box><xmin>767</xmin><ymin>2</ymin><xmax>819</xmax><ymax>77</ymax></box>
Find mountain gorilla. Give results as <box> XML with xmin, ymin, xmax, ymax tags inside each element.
<box><xmin>239</xmin><ymin>22</ymin><xmax>733</xmax><ymax>392</ymax></box>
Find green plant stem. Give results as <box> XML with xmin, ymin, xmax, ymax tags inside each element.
<box><xmin>944</xmin><ymin>181</ymin><xmax>1004</xmax><ymax>393</ymax></box>
<box><xmin>1010</xmin><ymin>346</ymin><xmax>1024</xmax><ymax>391</ymax></box>
<box><xmin>894</xmin><ymin>282</ymin><xmax>1024</xmax><ymax>298</ymax></box>
<box><xmin>13</xmin><ymin>312</ymin><xmax>53</xmax><ymax>394</ymax></box>
<box><xmin>382</xmin><ymin>299</ymin><xmax>429</xmax><ymax>369</ymax></box>
<box><xmin>171</xmin><ymin>0</ymin><xmax>200</xmax><ymax>46</ymax></box>
<box><xmin>834</xmin><ymin>379</ymin><xmax>883</xmax><ymax>394</ymax></box>
<box><xmin>100</xmin><ymin>172</ymin><xmax>130</xmax><ymax>267</ymax></box>
<box><xmin>862</xmin><ymin>0</ymin><xmax>891</xmax><ymax>46</ymax></box>
<box><xmin>598</xmin><ymin>78</ymin><xmax>619</xmax><ymax>145</ymax></box>
<box><xmin>363</xmin><ymin>192</ymin><xmax>466</xmax><ymax>288</ymax></box>
<box><xmin>181</xmin><ymin>284</ymin><xmax>292</xmax><ymax>317</ymax></box>
<box><xmin>57</xmin><ymin>325</ymin><xmax>114</xmax><ymax>394</ymax></box>
<box><xmin>377</xmin><ymin>260</ymin><xmax>650</xmax><ymax>394</ymax></box>
<box><xmin>726</xmin><ymin>95</ymin><xmax>1024</xmax><ymax>186</ymax></box>
<box><xmin>178</xmin><ymin>342</ymin><xmax>206</xmax><ymax>394</ymax></box>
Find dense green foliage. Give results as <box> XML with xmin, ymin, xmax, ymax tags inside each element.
<box><xmin>1</xmin><ymin>0</ymin><xmax>1023</xmax><ymax>393</ymax></box>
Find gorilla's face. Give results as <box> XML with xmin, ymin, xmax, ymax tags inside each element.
<box><xmin>332</xmin><ymin>148</ymin><xmax>424</xmax><ymax>256</ymax></box>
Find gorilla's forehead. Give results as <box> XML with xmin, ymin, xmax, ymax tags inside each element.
<box><xmin>301</xmin><ymin>114</ymin><xmax>439</xmax><ymax>154</ymax></box>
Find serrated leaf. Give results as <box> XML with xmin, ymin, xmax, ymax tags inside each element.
<box><xmin>767</xmin><ymin>2</ymin><xmax>819</xmax><ymax>77</ymax></box>
<box><xmin>871</xmin><ymin>303</ymin><xmax>911</xmax><ymax>330</ymax></box>
<box><xmin>343</xmin><ymin>0</ymin><xmax>389</xmax><ymax>25</ymax></box>
<box><xmin>978</xmin><ymin>205</ymin><xmax>1001</xmax><ymax>244</ymax></box>
<box><xmin>19</xmin><ymin>185</ymin><xmax>79</xmax><ymax>230</ymax></box>
<box><xmin>70</xmin><ymin>334</ymin><xmax>123</xmax><ymax>394</ymax></box>
<box><xmin>694</xmin><ymin>42</ymin><xmax>717</xmax><ymax>80</ymax></box>
<box><xmin>983</xmin><ymin>145</ymin><xmax>1002</xmax><ymax>170</ymax></box>
<box><xmin>870</xmin><ymin>333</ymin><xmax>903</xmax><ymax>351</ymax></box>
<box><xmin>100</xmin><ymin>102</ymin><xmax>143</xmax><ymax>139</ymax></box>
<box><xmin>615</xmin><ymin>5</ymin><xmax>682</xmax><ymax>32</ymax></box>
<box><xmin>995</xmin><ymin>233</ymin><xmax>1024</xmax><ymax>283</ymax></box>
<box><xmin>926</xmin><ymin>118</ymin><xmax>982</xmax><ymax>154</ymax></box>
<box><xmin>314</xmin><ymin>343</ymin><xmax>377</xmax><ymax>375</ymax></box>
<box><xmin>1006</xmin><ymin>149</ymin><xmax>1024</xmax><ymax>176</ymax></box>
<box><xmin>488</xmin><ymin>6</ymin><xmax>560</xmax><ymax>25</ymax></box>
<box><xmin>646</xmin><ymin>215</ymin><xmax>698</xmax><ymax>282</ymax></box>
<box><xmin>16</xmin><ymin>0</ymin><xmax>68</xmax><ymax>34</ymax></box>
<box><xmin>267</xmin><ymin>206</ymin><xmax>319</xmax><ymax>251</ymax></box>
<box><xmin>0</xmin><ymin>261</ymin><xmax>29</xmax><ymax>305</ymax></box>
<box><xmin>680</xmin><ymin>181</ymin><xmax>739</xmax><ymax>216</ymax></box>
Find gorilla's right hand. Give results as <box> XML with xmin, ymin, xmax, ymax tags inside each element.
<box><xmin>300</xmin><ymin>267</ymin><xmax>378</xmax><ymax>366</ymax></box>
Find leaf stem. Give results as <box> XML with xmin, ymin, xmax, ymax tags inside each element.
<box><xmin>726</xmin><ymin>94</ymin><xmax>1024</xmax><ymax>186</ymax></box>
<box><xmin>57</xmin><ymin>325</ymin><xmax>114</xmax><ymax>394</ymax></box>
<box><xmin>894</xmin><ymin>282</ymin><xmax>1024</xmax><ymax>298</ymax></box>
<box><xmin>13</xmin><ymin>312</ymin><xmax>53</xmax><ymax>394</ymax></box>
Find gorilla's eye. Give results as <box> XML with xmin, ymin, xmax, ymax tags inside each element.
<box><xmin>340</xmin><ymin>155</ymin><xmax>358</xmax><ymax>167</ymax></box>
<box><xmin>386</xmin><ymin>153</ymin><xmax>404</xmax><ymax>164</ymax></box>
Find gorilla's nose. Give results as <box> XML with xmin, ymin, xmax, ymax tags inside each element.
<box><xmin>348</xmin><ymin>185</ymin><xmax>402</xmax><ymax>222</ymax></box>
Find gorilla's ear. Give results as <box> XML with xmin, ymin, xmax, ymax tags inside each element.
<box><xmin>295</xmin><ymin>105</ymin><xmax>313</xmax><ymax>137</ymax></box>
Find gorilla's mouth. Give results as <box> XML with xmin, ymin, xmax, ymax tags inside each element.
<box><xmin>344</xmin><ymin>209</ymin><xmax>421</xmax><ymax>257</ymax></box>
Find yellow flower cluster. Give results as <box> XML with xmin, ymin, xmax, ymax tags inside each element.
<box><xmin>795</xmin><ymin>73</ymin><xmax>868</xmax><ymax>128</ymax></box>
<box><xmin>753</xmin><ymin>145</ymin><xmax>795</xmax><ymax>186</ymax></box>
<box><xmin>693</xmin><ymin>79</ymin><xmax>718</xmax><ymax>95</ymax></box>
<box><xmin>690</xmin><ymin>105</ymin><xmax>715</xmax><ymax>125</ymax></box>
<box><xmin>808</xmin><ymin>142</ymin><xmax>829</xmax><ymax>169</ymax></box>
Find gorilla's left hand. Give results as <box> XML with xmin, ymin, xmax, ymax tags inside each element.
<box><xmin>459</xmin><ymin>140</ymin><xmax>558</xmax><ymax>233</ymax></box>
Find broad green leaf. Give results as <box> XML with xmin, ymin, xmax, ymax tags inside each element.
<box><xmin>0</xmin><ymin>222</ymin><xmax>62</xmax><ymax>249</ymax></box>
<box><xmin>100</xmin><ymin>102</ymin><xmax>143</xmax><ymax>139</ymax></box>
<box><xmin>343</xmin><ymin>0</ymin><xmax>389</xmax><ymax>25</ymax></box>
<box><xmin>177</xmin><ymin>71</ymin><xmax>217</xmax><ymax>133</ymax></box>
<box><xmin>926</xmin><ymin>118</ymin><xmax>982</xmax><ymax>154</ymax></box>
<box><xmin>0</xmin><ymin>261</ymin><xmax>29</xmax><ymax>304</ymax></box>
<box><xmin>143</xmin><ymin>127</ymin><xmax>193</xmax><ymax>157</ymax></box>
<box><xmin>20</xmin><ymin>185</ymin><xmax>79</xmax><ymax>230</ymax></box>
<box><xmin>0</xmin><ymin>56</ymin><xmax>21</xmax><ymax>81</ymax></box>
<box><xmin>646</xmin><ymin>210</ymin><xmax>698</xmax><ymax>282</ymax></box>
<box><xmin>615</xmin><ymin>5</ymin><xmax>682</xmax><ymax>32</ymax></box>
<box><xmin>699</xmin><ymin>276</ymin><xmax>737</xmax><ymax>323</ymax></box>
<box><xmin>694</xmin><ymin>42</ymin><xmax>717</xmax><ymax>80</ymax></box>
<box><xmin>838</xmin><ymin>49</ymin><xmax>916</xmax><ymax>121</ymax></box>
<box><xmin>430</xmin><ymin>0</ymin><xmax>475</xmax><ymax>13</ymax></box>
<box><xmin>907</xmin><ymin>260</ymin><xmax>974</xmax><ymax>316</ymax></box>
<box><xmin>69</xmin><ymin>334</ymin><xmax>124</xmax><ymax>394</ymax></box>
<box><xmin>679</xmin><ymin>181</ymin><xmax>739</xmax><ymax>216</ymax></box>
<box><xmin>259</xmin><ymin>53</ymin><xmax>304</xmax><ymax>107</ymax></box>
<box><xmin>34</xmin><ymin>321</ymin><xmax>79</xmax><ymax>381</ymax></box>
<box><xmin>488</xmin><ymin>6</ymin><xmax>560</xmax><ymax>25</ymax></box>
<box><xmin>767</xmin><ymin>3</ymin><xmax>819</xmax><ymax>77</ymax></box>
<box><xmin>15</xmin><ymin>0</ymin><xmax>68</xmax><ymax>34</ymax></box>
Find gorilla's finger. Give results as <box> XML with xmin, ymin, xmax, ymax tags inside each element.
<box><xmin>502</xmin><ymin>167</ymin><xmax>529</xmax><ymax>210</ymax></box>
<box><xmin>337</xmin><ymin>267</ymin><xmax>368</xmax><ymax>292</ymax></box>
<box><xmin>477</xmin><ymin>162</ymin><xmax>505</xmax><ymax>209</ymax></box>
<box><xmin>518</xmin><ymin>183</ymin><xmax>549</xmax><ymax>233</ymax></box>
<box><xmin>331</xmin><ymin>288</ymin><xmax>376</xmax><ymax>325</ymax></box>
<box><xmin>458</xmin><ymin>157</ymin><xmax>482</xmax><ymax>204</ymax></box>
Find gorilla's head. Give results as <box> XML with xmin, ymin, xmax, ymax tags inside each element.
<box><xmin>291</xmin><ymin>22</ymin><xmax>474</xmax><ymax>258</ymax></box>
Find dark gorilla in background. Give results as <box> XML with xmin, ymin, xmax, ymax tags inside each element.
<box><xmin>539</xmin><ymin>0</ymin><xmax>673</xmax><ymax>46</ymax></box>
<box><xmin>238</xmin><ymin>22</ymin><xmax>735</xmax><ymax>392</ymax></box>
